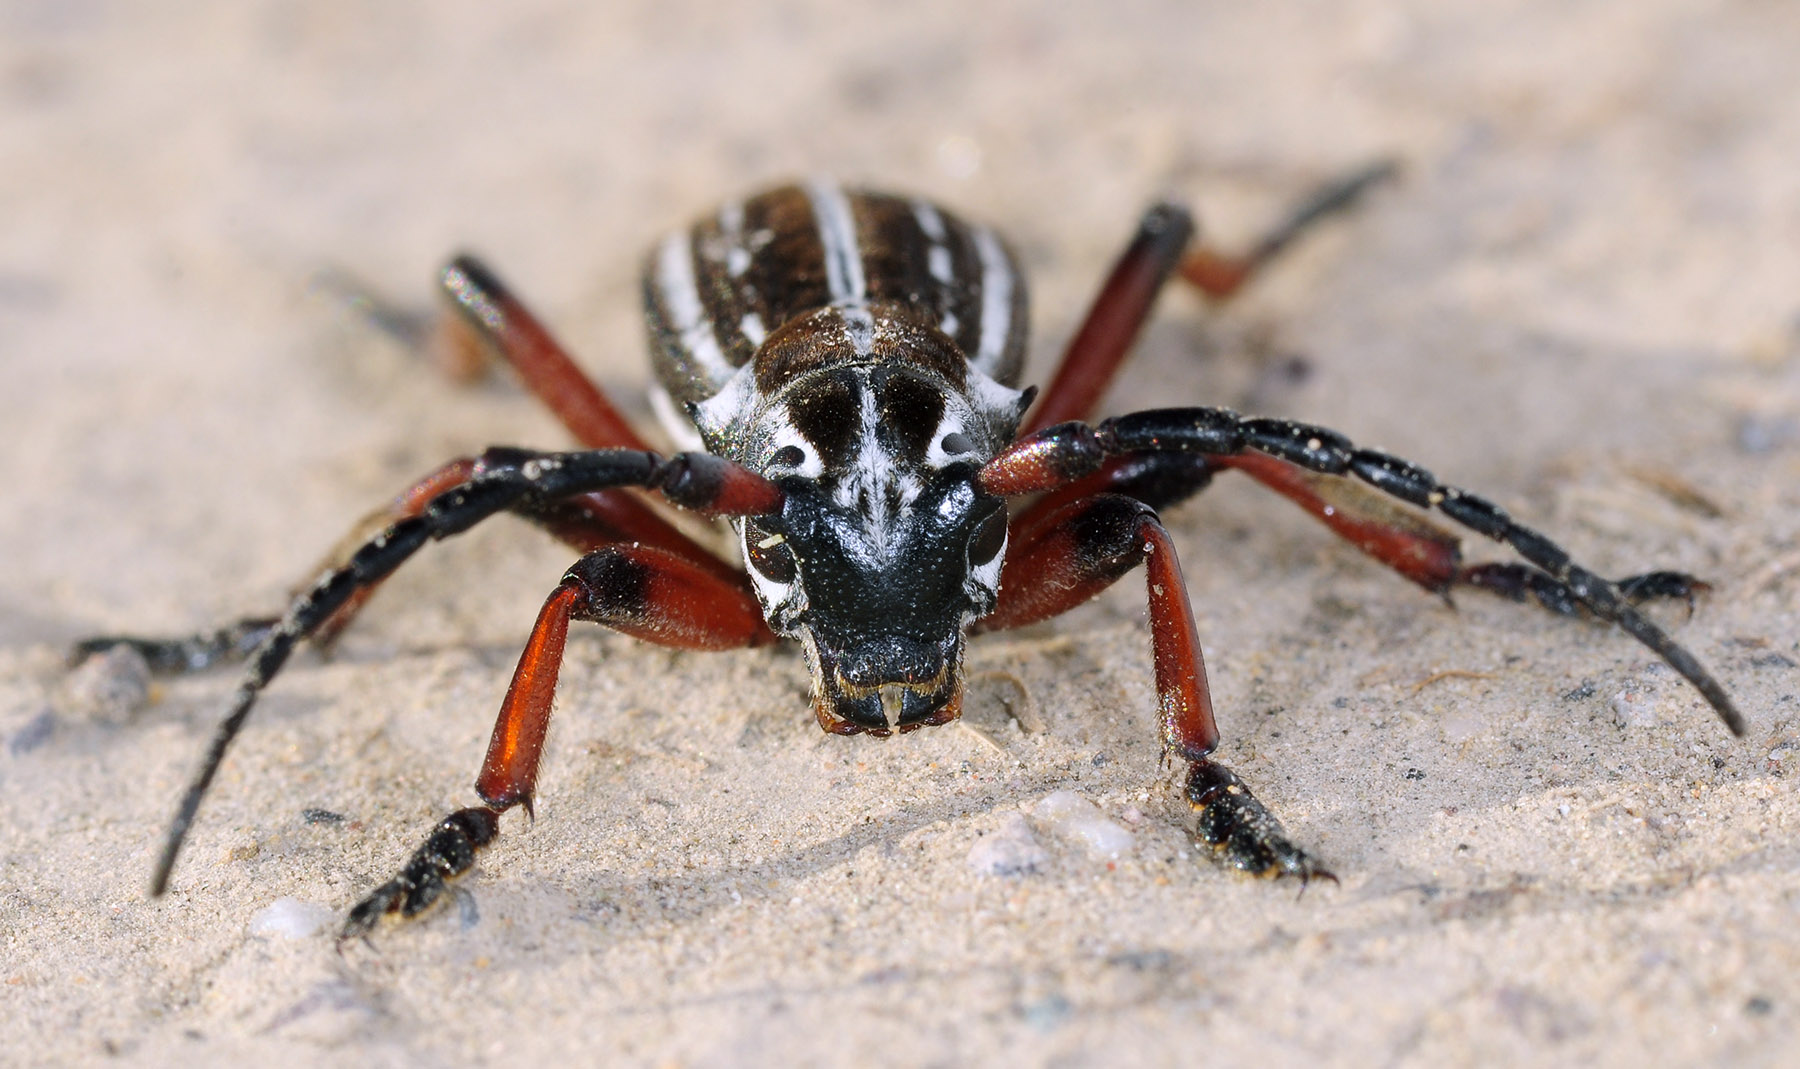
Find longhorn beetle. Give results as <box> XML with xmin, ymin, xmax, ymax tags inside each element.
<box><xmin>82</xmin><ymin>164</ymin><xmax>1744</xmax><ymax>938</ymax></box>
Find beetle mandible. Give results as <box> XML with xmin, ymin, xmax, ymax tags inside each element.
<box><xmin>81</xmin><ymin>164</ymin><xmax>1743</xmax><ymax>938</ymax></box>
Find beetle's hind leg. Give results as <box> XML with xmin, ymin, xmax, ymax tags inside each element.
<box><xmin>979</xmin><ymin>492</ymin><xmax>1331</xmax><ymax>883</ymax></box>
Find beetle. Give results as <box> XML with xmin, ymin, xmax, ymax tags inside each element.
<box><xmin>82</xmin><ymin>165</ymin><xmax>1743</xmax><ymax>938</ymax></box>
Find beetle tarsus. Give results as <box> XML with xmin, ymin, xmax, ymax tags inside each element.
<box><xmin>71</xmin><ymin>616</ymin><xmax>280</xmax><ymax>675</ymax></box>
<box><xmin>1460</xmin><ymin>564</ymin><xmax>1708</xmax><ymax>618</ymax></box>
<box><xmin>339</xmin><ymin>806</ymin><xmax>501</xmax><ymax>941</ymax></box>
<box><xmin>1187</xmin><ymin>761</ymin><xmax>1335</xmax><ymax>885</ymax></box>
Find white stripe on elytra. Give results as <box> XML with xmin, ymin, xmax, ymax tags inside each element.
<box><xmin>718</xmin><ymin>201</ymin><xmax>751</xmax><ymax>278</ymax></box>
<box><xmin>740</xmin><ymin>311</ymin><xmax>767</xmax><ymax>348</ymax></box>
<box><xmin>972</xmin><ymin>226</ymin><xmax>1014</xmax><ymax>374</ymax></box>
<box><xmin>655</xmin><ymin>232</ymin><xmax>733</xmax><ymax>382</ymax></box>
<box><xmin>912</xmin><ymin>200</ymin><xmax>960</xmax><ymax>336</ymax></box>
<box><xmin>807</xmin><ymin>178</ymin><xmax>866</xmax><ymax>306</ymax></box>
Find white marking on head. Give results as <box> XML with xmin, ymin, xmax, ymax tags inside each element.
<box><xmin>766</xmin><ymin>415</ymin><xmax>825</xmax><ymax>480</ymax></box>
<box><xmin>966</xmin><ymin>527</ymin><xmax>1007</xmax><ymax>608</ymax></box>
<box><xmin>806</xmin><ymin>178</ymin><xmax>867</xmax><ymax>306</ymax></box>
<box><xmin>924</xmin><ymin>409</ymin><xmax>975</xmax><ymax>469</ymax></box>
<box><xmin>655</xmin><ymin>232</ymin><xmax>733</xmax><ymax>381</ymax></box>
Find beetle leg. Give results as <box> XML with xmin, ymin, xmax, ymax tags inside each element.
<box><xmin>342</xmin><ymin>544</ymin><xmax>771</xmax><ymax>939</ymax></box>
<box><xmin>1024</xmin><ymin>204</ymin><xmax>1196</xmax><ymax>433</ymax></box>
<box><xmin>1458</xmin><ymin>563</ymin><xmax>1707</xmax><ymax>617</ymax></box>
<box><xmin>1178</xmin><ymin>159</ymin><xmax>1399</xmax><ymax>300</ymax></box>
<box><xmin>148</xmin><ymin>447</ymin><xmax>781</xmax><ymax>897</ymax></box>
<box><xmin>981</xmin><ymin>414</ymin><xmax>1744</xmax><ymax>736</ymax></box>
<box><xmin>979</xmin><ymin>493</ymin><xmax>1331</xmax><ymax>882</ymax></box>
<box><xmin>1024</xmin><ymin>161</ymin><xmax>1398</xmax><ymax>434</ymax></box>
<box><xmin>78</xmin><ymin>442</ymin><xmax>743</xmax><ymax>671</ymax></box>
<box><xmin>439</xmin><ymin>255</ymin><xmax>656</xmax><ymax>453</ymax></box>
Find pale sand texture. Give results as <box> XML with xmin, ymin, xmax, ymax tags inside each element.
<box><xmin>3</xmin><ymin>2</ymin><xmax>1799</xmax><ymax>1065</ymax></box>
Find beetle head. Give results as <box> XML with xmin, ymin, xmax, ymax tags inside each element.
<box><xmin>741</xmin><ymin>462</ymin><xmax>1008</xmax><ymax>735</ymax></box>
<box><xmin>690</xmin><ymin>307</ymin><xmax>1030</xmax><ymax>734</ymax></box>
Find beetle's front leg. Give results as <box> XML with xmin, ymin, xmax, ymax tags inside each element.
<box><xmin>980</xmin><ymin>493</ymin><xmax>1330</xmax><ymax>882</ymax></box>
<box><xmin>342</xmin><ymin>542</ymin><xmax>772</xmax><ymax>939</ymax></box>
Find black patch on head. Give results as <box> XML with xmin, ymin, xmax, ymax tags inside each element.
<box><xmin>968</xmin><ymin>502</ymin><xmax>1007</xmax><ymax>565</ymax></box>
<box><xmin>743</xmin><ymin>516</ymin><xmax>797</xmax><ymax>584</ymax></box>
<box><xmin>873</xmin><ymin>369</ymin><xmax>945</xmax><ymax>464</ymax></box>
<box><xmin>787</xmin><ymin>370</ymin><xmax>861</xmax><ymax>470</ymax></box>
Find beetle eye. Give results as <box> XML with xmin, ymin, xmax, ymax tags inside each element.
<box><xmin>744</xmin><ymin>518</ymin><xmax>797</xmax><ymax>583</ymax></box>
<box><xmin>967</xmin><ymin>504</ymin><xmax>1008</xmax><ymax>567</ymax></box>
<box><xmin>770</xmin><ymin>445</ymin><xmax>805</xmax><ymax>468</ymax></box>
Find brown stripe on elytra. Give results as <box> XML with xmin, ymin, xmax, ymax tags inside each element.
<box><xmin>849</xmin><ymin>192</ymin><xmax>1002</xmax><ymax>376</ymax></box>
<box><xmin>740</xmin><ymin>186</ymin><xmax>832</xmax><ymax>335</ymax></box>
<box><xmin>873</xmin><ymin>367</ymin><xmax>946</xmax><ymax>464</ymax></box>
<box><xmin>850</xmin><ymin>192</ymin><xmax>937</xmax><ymax>309</ymax></box>
<box><xmin>786</xmin><ymin>369</ymin><xmax>863</xmax><ymax>470</ymax></box>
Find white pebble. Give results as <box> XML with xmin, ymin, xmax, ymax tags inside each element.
<box><xmin>249</xmin><ymin>897</ymin><xmax>336</xmax><ymax>939</ymax></box>
<box><xmin>1610</xmin><ymin>687</ymin><xmax>1658</xmax><ymax>729</ymax></box>
<box><xmin>1030</xmin><ymin>789</ymin><xmax>1135</xmax><ymax>860</ymax></box>
<box><xmin>63</xmin><ymin>646</ymin><xmax>151</xmax><ymax>720</ymax></box>
<box><xmin>968</xmin><ymin>813</ymin><xmax>1050</xmax><ymax>876</ymax></box>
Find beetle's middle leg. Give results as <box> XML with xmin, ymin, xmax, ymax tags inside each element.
<box><xmin>978</xmin><ymin>492</ymin><xmax>1330</xmax><ymax>882</ymax></box>
<box><xmin>342</xmin><ymin>541</ymin><xmax>774</xmax><ymax>939</ymax></box>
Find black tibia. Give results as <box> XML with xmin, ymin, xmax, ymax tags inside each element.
<box><xmin>149</xmin><ymin>446</ymin><xmax>783</xmax><ymax>897</ymax></box>
<box><xmin>1242</xmin><ymin>159</ymin><xmax>1400</xmax><ymax>269</ymax></box>
<box><xmin>340</xmin><ymin>807</ymin><xmax>501</xmax><ymax>940</ymax></box>
<box><xmin>1180</xmin><ymin>159</ymin><xmax>1399</xmax><ymax>300</ymax></box>
<box><xmin>1461</xmin><ymin>564</ymin><xmax>1707</xmax><ymax>617</ymax></box>
<box><xmin>72</xmin><ymin>617</ymin><xmax>277</xmax><ymax>674</ymax></box>
<box><xmin>985</xmin><ymin>410</ymin><xmax>1744</xmax><ymax>737</ymax></box>
<box><xmin>1187</xmin><ymin>761</ymin><xmax>1334</xmax><ymax>883</ymax></box>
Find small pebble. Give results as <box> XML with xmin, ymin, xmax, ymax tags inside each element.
<box><xmin>249</xmin><ymin>897</ymin><xmax>336</xmax><ymax>939</ymax></box>
<box><xmin>1030</xmin><ymin>789</ymin><xmax>1135</xmax><ymax>860</ymax></box>
<box><xmin>62</xmin><ymin>645</ymin><xmax>151</xmax><ymax>720</ymax></box>
<box><xmin>968</xmin><ymin>813</ymin><xmax>1049</xmax><ymax>876</ymax></box>
<box><xmin>1611</xmin><ymin>687</ymin><xmax>1659</xmax><ymax>729</ymax></box>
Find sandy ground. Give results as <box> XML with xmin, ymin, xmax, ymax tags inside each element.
<box><xmin>4</xmin><ymin>1</ymin><xmax>1799</xmax><ymax>1065</ymax></box>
